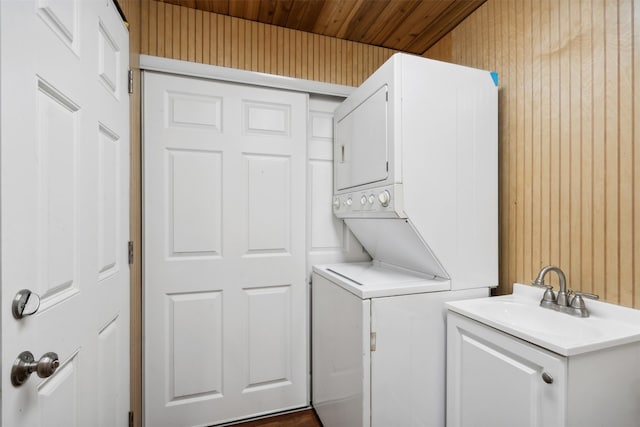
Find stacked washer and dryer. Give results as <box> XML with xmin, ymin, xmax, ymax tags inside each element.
<box><xmin>311</xmin><ymin>53</ymin><xmax>499</xmax><ymax>427</ymax></box>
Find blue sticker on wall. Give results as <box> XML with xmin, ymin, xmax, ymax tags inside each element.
<box><xmin>490</xmin><ymin>71</ymin><xmax>499</xmax><ymax>87</ymax></box>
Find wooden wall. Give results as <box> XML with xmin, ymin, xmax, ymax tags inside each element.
<box><xmin>139</xmin><ymin>0</ymin><xmax>396</xmax><ymax>86</ymax></box>
<box><xmin>426</xmin><ymin>0</ymin><xmax>639</xmax><ymax>308</ymax></box>
<box><xmin>138</xmin><ymin>0</ymin><xmax>640</xmax><ymax>308</ymax></box>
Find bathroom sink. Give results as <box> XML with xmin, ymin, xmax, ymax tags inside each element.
<box><xmin>446</xmin><ymin>284</ymin><xmax>640</xmax><ymax>356</ymax></box>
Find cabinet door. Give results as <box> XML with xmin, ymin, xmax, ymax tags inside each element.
<box><xmin>447</xmin><ymin>312</ymin><xmax>566</xmax><ymax>427</ymax></box>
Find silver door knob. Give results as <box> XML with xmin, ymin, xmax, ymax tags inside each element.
<box><xmin>11</xmin><ymin>351</ymin><xmax>60</xmax><ymax>387</ymax></box>
<box><xmin>12</xmin><ymin>289</ymin><xmax>41</xmax><ymax>319</ymax></box>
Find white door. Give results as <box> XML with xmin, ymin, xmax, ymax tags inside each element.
<box><xmin>0</xmin><ymin>0</ymin><xmax>130</xmax><ymax>426</ymax></box>
<box><xmin>144</xmin><ymin>72</ymin><xmax>308</xmax><ymax>426</ymax></box>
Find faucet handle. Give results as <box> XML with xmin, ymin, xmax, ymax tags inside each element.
<box><xmin>541</xmin><ymin>286</ymin><xmax>556</xmax><ymax>303</ymax></box>
<box><xmin>531</xmin><ymin>280</ymin><xmax>556</xmax><ymax>302</ymax></box>
<box><xmin>573</xmin><ymin>290</ymin><xmax>599</xmax><ymax>300</ymax></box>
<box><xmin>568</xmin><ymin>291</ymin><xmax>585</xmax><ymax>309</ymax></box>
<box><xmin>568</xmin><ymin>290</ymin><xmax>599</xmax><ymax>309</ymax></box>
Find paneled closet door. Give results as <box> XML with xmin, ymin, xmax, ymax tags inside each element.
<box><xmin>144</xmin><ymin>72</ymin><xmax>308</xmax><ymax>426</ymax></box>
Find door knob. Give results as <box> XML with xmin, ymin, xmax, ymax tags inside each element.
<box><xmin>11</xmin><ymin>351</ymin><xmax>60</xmax><ymax>387</ymax></box>
<box><xmin>12</xmin><ymin>289</ymin><xmax>40</xmax><ymax>319</ymax></box>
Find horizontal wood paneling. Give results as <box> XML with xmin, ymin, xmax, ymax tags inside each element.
<box><xmin>141</xmin><ymin>0</ymin><xmax>396</xmax><ymax>86</ymax></box>
<box><xmin>426</xmin><ymin>0</ymin><xmax>639</xmax><ymax>308</ymax></box>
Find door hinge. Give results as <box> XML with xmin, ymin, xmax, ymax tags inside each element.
<box><xmin>128</xmin><ymin>411</ymin><xmax>134</xmax><ymax>427</ymax></box>
<box><xmin>370</xmin><ymin>332</ymin><xmax>377</xmax><ymax>352</ymax></box>
<box><xmin>128</xmin><ymin>69</ymin><xmax>134</xmax><ymax>94</ymax></box>
<box><xmin>128</xmin><ymin>241</ymin><xmax>134</xmax><ymax>265</ymax></box>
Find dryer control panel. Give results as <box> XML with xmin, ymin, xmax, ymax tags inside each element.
<box><xmin>332</xmin><ymin>184</ymin><xmax>405</xmax><ymax>219</ymax></box>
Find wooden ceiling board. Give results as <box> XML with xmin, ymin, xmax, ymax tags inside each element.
<box><xmin>311</xmin><ymin>0</ymin><xmax>357</xmax><ymax>35</ymax></box>
<box><xmin>210</xmin><ymin>0</ymin><xmax>229</xmax><ymax>14</ymax></box>
<box><xmin>341</xmin><ymin>0</ymin><xmax>393</xmax><ymax>41</ymax></box>
<box><xmin>155</xmin><ymin>0</ymin><xmax>487</xmax><ymax>54</ymax></box>
<box><xmin>290</xmin><ymin>0</ymin><xmax>326</xmax><ymax>32</ymax></box>
<box><xmin>229</xmin><ymin>0</ymin><xmax>262</xmax><ymax>20</ymax></box>
<box><xmin>271</xmin><ymin>0</ymin><xmax>295</xmax><ymax>26</ymax></box>
<box><xmin>257</xmin><ymin>0</ymin><xmax>278</xmax><ymax>23</ymax></box>
<box><xmin>334</xmin><ymin>0</ymin><xmax>367</xmax><ymax>39</ymax></box>
<box><xmin>382</xmin><ymin>0</ymin><xmax>453</xmax><ymax>52</ymax></box>
<box><xmin>285</xmin><ymin>0</ymin><xmax>318</xmax><ymax>30</ymax></box>
<box><xmin>361</xmin><ymin>0</ymin><xmax>422</xmax><ymax>46</ymax></box>
<box><xmin>404</xmin><ymin>1</ymin><xmax>484</xmax><ymax>53</ymax></box>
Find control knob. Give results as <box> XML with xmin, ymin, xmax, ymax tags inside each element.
<box><xmin>378</xmin><ymin>190</ymin><xmax>390</xmax><ymax>207</ymax></box>
<box><xmin>346</xmin><ymin>197</ymin><xmax>353</xmax><ymax>206</ymax></box>
<box><xmin>333</xmin><ymin>197</ymin><xmax>340</xmax><ymax>210</ymax></box>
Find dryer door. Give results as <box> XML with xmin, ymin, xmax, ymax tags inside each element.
<box><xmin>335</xmin><ymin>85</ymin><xmax>388</xmax><ymax>191</ymax></box>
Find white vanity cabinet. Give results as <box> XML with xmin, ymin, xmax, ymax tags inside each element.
<box><xmin>447</xmin><ymin>311</ymin><xmax>640</xmax><ymax>427</ymax></box>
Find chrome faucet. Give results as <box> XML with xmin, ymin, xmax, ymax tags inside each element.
<box><xmin>531</xmin><ymin>265</ymin><xmax>599</xmax><ymax>317</ymax></box>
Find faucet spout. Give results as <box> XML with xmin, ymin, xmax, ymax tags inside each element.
<box><xmin>533</xmin><ymin>265</ymin><xmax>568</xmax><ymax>306</ymax></box>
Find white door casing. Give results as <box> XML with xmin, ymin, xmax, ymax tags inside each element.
<box><xmin>0</xmin><ymin>1</ymin><xmax>130</xmax><ymax>426</ymax></box>
<box><xmin>144</xmin><ymin>72</ymin><xmax>308</xmax><ymax>426</ymax></box>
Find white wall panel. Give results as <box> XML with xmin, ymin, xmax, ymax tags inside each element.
<box><xmin>245</xmin><ymin>155</ymin><xmax>290</xmax><ymax>254</ymax></box>
<box><xmin>310</xmin><ymin>160</ymin><xmax>343</xmax><ymax>250</ymax></box>
<box><xmin>169</xmin><ymin>149</ymin><xmax>222</xmax><ymax>257</ymax></box>
<box><xmin>244</xmin><ymin>285</ymin><xmax>291</xmax><ymax>390</ymax></box>
<box><xmin>169</xmin><ymin>291</ymin><xmax>223</xmax><ymax>400</ymax></box>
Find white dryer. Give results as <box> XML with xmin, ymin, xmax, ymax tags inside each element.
<box><xmin>311</xmin><ymin>53</ymin><xmax>499</xmax><ymax>427</ymax></box>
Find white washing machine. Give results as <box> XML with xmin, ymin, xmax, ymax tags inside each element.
<box><xmin>311</xmin><ymin>54</ymin><xmax>498</xmax><ymax>426</ymax></box>
<box><xmin>312</xmin><ymin>263</ymin><xmax>488</xmax><ymax>427</ymax></box>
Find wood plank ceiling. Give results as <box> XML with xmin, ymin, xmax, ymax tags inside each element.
<box><xmin>154</xmin><ymin>0</ymin><xmax>486</xmax><ymax>55</ymax></box>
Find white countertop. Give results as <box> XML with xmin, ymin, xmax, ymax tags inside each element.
<box><xmin>446</xmin><ymin>283</ymin><xmax>640</xmax><ymax>356</ymax></box>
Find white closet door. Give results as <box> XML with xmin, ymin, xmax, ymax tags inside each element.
<box><xmin>144</xmin><ymin>72</ymin><xmax>308</xmax><ymax>426</ymax></box>
<box><xmin>0</xmin><ymin>1</ymin><xmax>130</xmax><ymax>426</ymax></box>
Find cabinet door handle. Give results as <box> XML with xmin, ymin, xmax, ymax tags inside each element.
<box><xmin>541</xmin><ymin>372</ymin><xmax>554</xmax><ymax>384</ymax></box>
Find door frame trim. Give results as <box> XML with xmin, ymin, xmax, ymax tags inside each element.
<box><xmin>140</xmin><ymin>55</ymin><xmax>354</xmax><ymax>97</ymax></box>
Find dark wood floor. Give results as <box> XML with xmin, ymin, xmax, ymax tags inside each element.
<box><xmin>231</xmin><ymin>409</ymin><xmax>322</xmax><ymax>427</ymax></box>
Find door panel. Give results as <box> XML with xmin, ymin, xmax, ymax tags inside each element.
<box><xmin>144</xmin><ymin>72</ymin><xmax>307</xmax><ymax>426</ymax></box>
<box><xmin>0</xmin><ymin>1</ymin><xmax>130</xmax><ymax>426</ymax></box>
